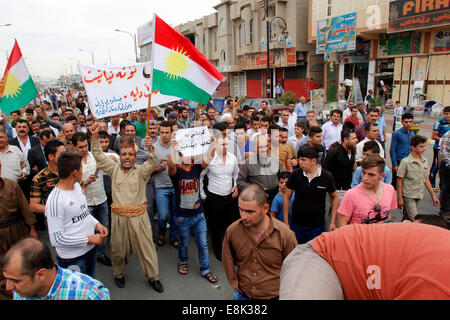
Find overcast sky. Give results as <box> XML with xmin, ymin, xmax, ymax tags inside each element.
<box><xmin>0</xmin><ymin>0</ymin><xmax>217</xmax><ymax>79</ymax></box>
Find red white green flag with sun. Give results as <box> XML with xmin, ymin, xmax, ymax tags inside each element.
<box><xmin>0</xmin><ymin>40</ymin><xmax>38</xmax><ymax>114</ymax></box>
<box><xmin>151</xmin><ymin>14</ymin><xmax>223</xmax><ymax>104</ymax></box>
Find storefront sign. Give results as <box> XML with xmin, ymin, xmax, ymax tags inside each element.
<box><xmin>240</xmin><ymin>48</ymin><xmax>296</xmax><ymax>70</ymax></box>
<box><xmin>434</xmin><ymin>29</ymin><xmax>450</xmax><ymax>52</ymax></box>
<box><xmin>388</xmin><ymin>0</ymin><xmax>450</xmax><ymax>33</ymax></box>
<box><xmin>316</xmin><ymin>12</ymin><xmax>357</xmax><ymax>54</ymax></box>
<box><xmin>378</xmin><ymin>32</ymin><xmax>421</xmax><ymax>56</ymax></box>
<box><xmin>336</xmin><ymin>38</ymin><xmax>370</xmax><ymax>64</ymax></box>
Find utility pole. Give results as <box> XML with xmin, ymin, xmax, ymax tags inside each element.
<box><xmin>265</xmin><ymin>0</ymin><xmax>271</xmax><ymax>98</ymax></box>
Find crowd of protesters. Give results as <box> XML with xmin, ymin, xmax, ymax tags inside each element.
<box><xmin>0</xmin><ymin>90</ymin><xmax>449</xmax><ymax>300</ymax></box>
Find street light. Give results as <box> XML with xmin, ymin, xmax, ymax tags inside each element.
<box><xmin>78</xmin><ymin>49</ymin><xmax>95</xmax><ymax>65</ymax></box>
<box><xmin>264</xmin><ymin>0</ymin><xmax>289</xmax><ymax>98</ymax></box>
<box><xmin>115</xmin><ymin>29</ymin><xmax>138</xmax><ymax>63</ymax></box>
<box><xmin>0</xmin><ymin>24</ymin><xmax>11</xmax><ymax>28</ymax></box>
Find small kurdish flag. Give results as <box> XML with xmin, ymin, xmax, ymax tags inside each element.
<box><xmin>0</xmin><ymin>40</ymin><xmax>38</xmax><ymax>114</ymax></box>
<box><xmin>151</xmin><ymin>14</ymin><xmax>223</xmax><ymax>104</ymax></box>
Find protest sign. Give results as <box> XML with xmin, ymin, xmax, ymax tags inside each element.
<box><xmin>175</xmin><ymin>126</ymin><xmax>211</xmax><ymax>157</ymax></box>
<box><xmin>79</xmin><ymin>62</ymin><xmax>178</xmax><ymax>118</ymax></box>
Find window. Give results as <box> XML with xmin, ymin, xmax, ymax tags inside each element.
<box><xmin>213</xmin><ymin>32</ymin><xmax>217</xmax><ymax>52</ymax></box>
<box><xmin>221</xmin><ymin>50</ymin><xmax>226</xmax><ymax>62</ymax></box>
<box><xmin>241</xmin><ymin>20</ymin><xmax>246</xmax><ymax>45</ymax></box>
<box><xmin>239</xmin><ymin>25</ymin><xmax>242</xmax><ymax>48</ymax></box>
<box><xmin>249</xmin><ymin>19</ymin><xmax>254</xmax><ymax>44</ymax></box>
<box><xmin>220</xmin><ymin>19</ymin><xmax>225</xmax><ymax>32</ymax></box>
<box><xmin>203</xmin><ymin>34</ymin><xmax>206</xmax><ymax>53</ymax></box>
<box><xmin>327</xmin><ymin>0</ymin><xmax>332</xmax><ymax>16</ymax></box>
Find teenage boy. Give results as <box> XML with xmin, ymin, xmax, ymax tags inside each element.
<box><xmin>270</xmin><ymin>172</ymin><xmax>294</xmax><ymax>226</ymax></box>
<box><xmin>351</xmin><ymin>141</ymin><xmax>391</xmax><ymax>188</ymax></box>
<box><xmin>390</xmin><ymin>113</ymin><xmax>415</xmax><ymax>189</ymax></box>
<box><xmin>45</xmin><ymin>152</ymin><xmax>108</xmax><ymax>277</ymax></box>
<box><xmin>337</xmin><ymin>154</ymin><xmax>397</xmax><ymax>227</ymax></box>
<box><xmin>297</xmin><ymin>126</ymin><xmax>325</xmax><ymax>165</ymax></box>
<box><xmin>397</xmin><ymin>135</ymin><xmax>440</xmax><ymax>221</ymax></box>
<box><xmin>168</xmin><ymin>134</ymin><xmax>218</xmax><ymax>283</ymax></box>
<box><xmin>283</xmin><ymin>146</ymin><xmax>339</xmax><ymax>244</ymax></box>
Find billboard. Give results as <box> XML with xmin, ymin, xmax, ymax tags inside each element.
<box><xmin>137</xmin><ymin>20</ymin><xmax>153</xmax><ymax>47</ymax></box>
<box><xmin>316</xmin><ymin>12</ymin><xmax>357</xmax><ymax>54</ymax></box>
<box><xmin>388</xmin><ymin>0</ymin><xmax>450</xmax><ymax>33</ymax></box>
<box><xmin>240</xmin><ymin>48</ymin><xmax>296</xmax><ymax>70</ymax></box>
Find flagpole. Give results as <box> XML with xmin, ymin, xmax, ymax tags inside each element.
<box><xmin>146</xmin><ymin>93</ymin><xmax>152</xmax><ymax>137</ymax></box>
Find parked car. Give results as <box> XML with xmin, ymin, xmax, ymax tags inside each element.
<box><xmin>236</xmin><ymin>98</ymin><xmax>288</xmax><ymax>115</ymax></box>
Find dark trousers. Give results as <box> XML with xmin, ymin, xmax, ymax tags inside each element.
<box><xmin>391</xmin><ymin>170</ymin><xmax>398</xmax><ymax>190</ymax></box>
<box><xmin>439</xmin><ymin>161</ymin><xmax>450</xmax><ymax>222</ymax></box>
<box><xmin>205</xmin><ymin>191</ymin><xmax>238</xmax><ymax>261</ymax></box>
<box><xmin>429</xmin><ymin>148</ymin><xmax>439</xmax><ymax>188</ymax></box>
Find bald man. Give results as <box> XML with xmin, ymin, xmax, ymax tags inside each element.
<box><xmin>222</xmin><ymin>184</ymin><xmax>297</xmax><ymax>300</ymax></box>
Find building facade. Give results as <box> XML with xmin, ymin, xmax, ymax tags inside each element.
<box><xmin>309</xmin><ymin>0</ymin><xmax>450</xmax><ymax>107</ymax></box>
<box><xmin>173</xmin><ymin>0</ymin><xmax>321</xmax><ymax>99</ymax></box>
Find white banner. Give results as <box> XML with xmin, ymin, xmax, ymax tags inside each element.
<box><xmin>79</xmin><ymin>62</ymin><xmax>178</xmax><ymax>118</ymax></box>
<box><xmin>175</xmin><ymin>126</ymin><xmax>211</xmax><ymax>157</ymax></box>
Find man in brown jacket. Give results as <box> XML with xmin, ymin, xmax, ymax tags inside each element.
<box><xmin>0</xmin><ymin>160</ymin><xmax>38</xmax><ymax>300</ymax></box>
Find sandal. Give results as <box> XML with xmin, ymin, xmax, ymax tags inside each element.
<box><xmin>203</xmin><ymin>272</ymin><xmax>217</xmax><ymax>283</ymax></box>
<box><xmin>178</xmin><ymin>263</ymin><xmax>188</xmax><ymax>275</ymax></box>
<box><xmin>157</xmin><ymin>235</ymin><xmax>165</xmax><ymax>246</ymax></box>
<box><xmin>170</xmin><ymin>240</ymin><xmax>178</xmax><ymax>249</ymax></box>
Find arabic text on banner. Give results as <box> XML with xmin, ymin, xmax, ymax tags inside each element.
<box><xmin>175</xmin><ymin>126</ymin><xmax>211</xmax><ymax>157</ymax></box>
<box><xmin>79</xmin><ymin>62</ymin><xmax>178</xmax><ymax>118</ymax></box>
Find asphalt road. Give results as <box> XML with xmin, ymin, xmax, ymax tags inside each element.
<box><xmin>38</xmin><ymin>109</ymin><xmax>442</xmax><ymax>300</ymax></box>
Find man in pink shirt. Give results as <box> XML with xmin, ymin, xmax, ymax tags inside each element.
<box><xmin>337</xmin><ymin>154</ymin><xmax>397</xmax><ymax>226</ymax></box>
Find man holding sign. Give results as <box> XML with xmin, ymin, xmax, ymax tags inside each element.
<box><xmin>89</xmin><ymin>120</ymin><xmax>163</xmax><ymax>293</ymax></box>
<box><xmin>167</xmin><ymin>127</ymin><xmax>218</xmax><ymax>283</ymax></box>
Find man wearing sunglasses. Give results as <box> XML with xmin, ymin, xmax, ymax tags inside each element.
<box><xmin>337</xmin><ymin>154</ymin><xmax>397</xmax><ymax>227</ymax></box>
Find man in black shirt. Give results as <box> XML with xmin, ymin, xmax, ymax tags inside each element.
<box><xmin>283</xmin><ymin>146</ymin><xmax>339</xmax><ymax>244</ymax></box>
<box><xmin>323</xmin><ymin>129</ymin><xmax>357</xmax><ymax>190</ymax></box>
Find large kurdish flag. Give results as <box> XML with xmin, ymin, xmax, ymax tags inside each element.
<box><xmin>151</xmin><ymin>15</ymin><xmax>223</xmax><ymax>104</ymax></box>
<box><xmin>0</xmin><ymin>40</ymin><xmax>38</xmax><ymax>114</ymax></box>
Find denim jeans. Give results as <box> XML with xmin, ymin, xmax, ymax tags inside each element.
<box><xmin>175</xmin><ymin>213</ymin><xmax>210</xmax><ymax>276</ymax></box>
<box><xmin>88</xmin><ymin>200</ymin><xmax>109</xmax><ymax>258</ymax></box>
<box><xmin>291</xmin><ymin>224</ymin><xmax>324</xmax><ymax>245</ymax></box>
<box><xmin>429</xmin><ymin>148</ymin><xmax>439</xmax><ymax>188</ymax></box>
<box><xmin>57</xmin><ymin>246</ymin><xmax>97</xmax><ymax>277</ymax></box>
<box><xmin>155</xmin><ymin>187</ymin><xmax>178</xmax><ymax>242</ymax></box>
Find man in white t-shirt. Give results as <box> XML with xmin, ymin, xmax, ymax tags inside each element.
<box><xmin>45</xmin><ymin>152</ymin><xmax>108</xmax><ymax>277</ymax></box>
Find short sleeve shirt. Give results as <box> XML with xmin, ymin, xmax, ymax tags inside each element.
<box><xmin>30</xmin><ymin>167</ymin><xmax>59</xmax><ymax>203</ymax></box>
<box><xmin>397</xmin><ymin>154</ymin><xmax>429</xmax><ymax>199</ymax></box>
<box><xmin>170</xmin><ymin>164</ymin><xmax>204</xmax><ymax>217</ymax></box>
<box><xmin>286</xmin><ymin>167</ymin><xmax>336</xmax><ymax>227</ymax></box>
<box><xmin>338</xmin><ymin>183</ymin><xmax>397</xmax><ymax>224</ymax></box>
<box><xmin>433</xmin><ymin>118</ymin><xmax>450</xmax><ymax>149</ymax></box>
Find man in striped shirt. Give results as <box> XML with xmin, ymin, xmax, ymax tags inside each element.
<box><xmin>1</xmin><ymin>237</ymin><xmax>110</xmax><ymax>300</ymax></box>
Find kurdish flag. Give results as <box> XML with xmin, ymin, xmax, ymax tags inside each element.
<box><xmin>151</xmin><ymin>15</ymin><xmax>223</xmax><ymax>104</ymax></box>
<box><xmin>0</xmin><ymin>40</ymin><xmax>38</xmax><ymax>114</ymax></box>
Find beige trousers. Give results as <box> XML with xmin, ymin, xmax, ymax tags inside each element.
<box><xmin>110</xmin><ymin>211</ymin><xmax>160</xmax><ymax>281</ymax></box>
<box><xmin>403</xmin><ymin>197</ymin><xmax>421</xmax><ymax>221</ymax></box>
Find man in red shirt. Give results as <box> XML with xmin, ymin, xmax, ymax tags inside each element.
<box><xmin>309</xmin><ymin>78</ymin><xmax>317</xmax><ymax>91</ymax></box>
<box><xmin>280</xmin><ymin>222</ymin><xmax>450</xmax><ymax>300</ymax></box>
<box><xmin>344</xmin><ymin>105</ymin><xmax>360</xmax><ymax>128</ymax></box>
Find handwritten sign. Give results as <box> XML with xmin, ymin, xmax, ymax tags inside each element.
<box><xmin>175</xmin><ymin>126</ymin><xmax>211</xmax><ymax>157</ymax></box>
<box><xmin>79</xmin><ymin>62</ymin><xmax>179</xmax><ymax>118</ymax></box>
